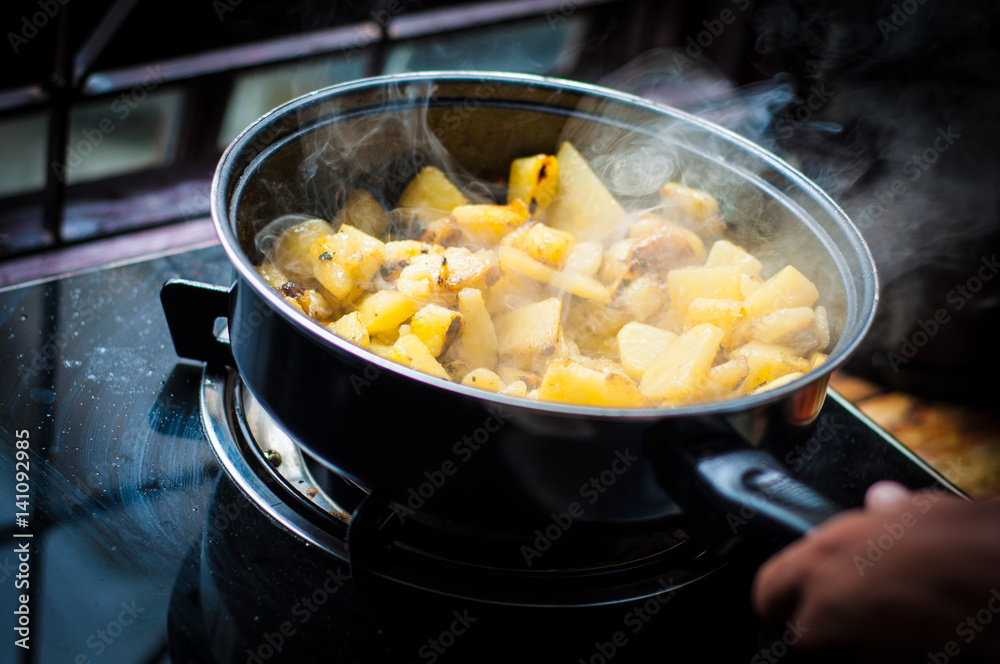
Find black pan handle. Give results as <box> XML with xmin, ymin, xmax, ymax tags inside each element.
<box><xmin>160</xmin><ymin>279</ymin><xmax>235</xmax><ymax>366</ymax></box>
<box><xmin>649</xmin><ymin>420</ymin><xmax>844</xmax><ymax>549</ymax></box>
<box><xmin>690</xmin><ymin>448</ymin><xmax>843</xmax><ymax>537</ymax></box>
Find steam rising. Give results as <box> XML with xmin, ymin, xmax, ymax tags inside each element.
<box><xmin>247</xmin><ymin>68</ymin><xmax>851</xmax><ymax>342</ymax></box>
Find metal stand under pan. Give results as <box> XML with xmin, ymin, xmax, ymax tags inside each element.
<box><xmin>199</xmin><ymin>364</ymin><xmax>729</xmax><ymax>608</ymax></box>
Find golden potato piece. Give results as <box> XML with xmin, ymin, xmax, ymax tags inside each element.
<box><xmin>457</xmin><ymin>288</ymin><xmax>498</xmax><ymax>369</ymax></box>
<box><xmin>355</xmin><ymin>290</ymin><xmax>420</xmax><ymax>336</ymax></box>
<box><xmin>270</xmin><ymin>218</ymin><xmax>336</xmax><ymax>285</ymax></box>
<box><xmin>416</xmin><ymin>216</ymin><xmax>463</xmax><ymax>247</ymax></box>
<box><xmin>498</xmin><ymin>246</ymin><xmax>610</xmax><ymax>304</ymax></box>
<box><xmin>396</xmin><ymin>253</ymin><xmax>448</xmax><ymax>301</ymax></box>
<box><xmin>461</xmin><ymin>368</ymin><xmax>501</xmax><ymax>392</ymax></box>
<box><xmin>326</xmin><ymin>311</ymin><xmax>370</xmax><ymax>349</ymax></box>
<box><xmin>705</xmin><ymin>240</ymin><xmax>763</xmax><ymax>277</ymax></box>
<box><xmin>666</xmin><ymin>265</ymin><xmax>742</xmax><ymax>319</ymax></box>
<box><xmin>598</xmin><ymin>238</ymin><xmax>636</xmax><ymax>285</ymax></box>
<box><xmin>659</xmin><ymin>182</ymin><xmax>726</xmax><ymax>236</ymax></box>
<box><xmin>751</xmin><ymin>371</ymin><xmax>806</xmax><ymax>395</ymax></box>
<box><xmin>334</xmin><ymin>189</ymin><xmax>390</xmax><ymax>238</ymax></box>
<box><xmin>483</xmin><ymin>270</ymin><xmax>545</xmax><ymax>313</ymax></box>
<box><xmin>396</xmin><ymin>166</ymin><xmax>468</xmax><ymax>221</ymax></box>
<box><xmin>741</xmin><ymin>273</ymin><xmax>763</xmax><ymax>299</ymax></box>
<box><xmin>616</xmin><ymin>321</ymin><xmax>678</xmax><ymax>382</ymax></box>
<box><xmin>410</xmin><ymin>304</ymin><xmax>463</xmax><ymax>358</ymax></box>
<box><xmin>730</xmin><ymin>341</ymin><xmax>811</xmax><ymax>393</ymax></box>
<box><xmin>564</xmin><ymin>241</ymin><xmax>603</xmax><ymax>278</ymax></box>
<box><xmin>368</xmin><ymin>340</ymin><xmax>395</xmax><ymax>360</ymax></box>
<box><xmin>497</xmin><ymin>365</ymin><xmax>541</xmax><ymax>390</ymax></box>
<box><xmin>493</xmin><ymin>297</ymin><xmax>562</xmax><ymax>369</ymax></box>
<box><xmin>256</xmin><ymin>263</ymin><xmax>289</xmax><ymax>290</ymax></box>
<box><xmin>545</xmin><ymin>141</ymin><xmax>625</xmax><ymax>241</ymax></box>
<box><xmin>554</xmin><ymin>331</ymin><xmax>583</xmax><ymax>361</ymax></box>
<box><xmin>628</xmin><ymin>213</ymin><xmax>707</xmax><ymax>263</ymax></box>
<box><xmin>685</xmin><ymin>298</ymin><xmax>746</xmax><ymax>347</ymax></box>
<box><xmin>274</xmin><ymin>283</ymin><xmax>338</xmax><ymax>321</ymax></box>
<box><xmin>538</xmin><ymin>359</ymin><xmax>646</xmax><ymax>407</ymax></box>
<box><xmin>311</xmin><ymin>257</ymin><xmax>354</xmax><ymax>303</ymax></box>
<box><xmin>452</xmin><ymin>201</ymin><xmax>529</xmax><ymax>246</ymax></box>
<box><xmin>499</xmin><ymin>380</ymin><xmax>529</xmax><ymax>397</ymax></box>
<box><xmin>751</xmin><ymin>307</ymin><xmax>820</xmax><ymax>354</ymax></box>
<box><xmin>743</xmin><ymin>266</ymin><xmax>819</xmax><ymax>320</ymax></box>
<box><xmin>308</xmin><ymin>224</ymin><xmax>386</xmax><ymax>304</ymax></box>
<box><xmin>626</xmin><ymin>224</ymin><xmax>699</xmax><ymax>274</ymax></box>
<box><xmin>614</xmin><ymin>274</ymin><xmax>667</xmax><ymax>323</ymax></box>
<box><xmin>808</xmin><ymin>351</ymin><xmax>828</xmax><ymax>369</ymax></box>
<box><xmin>563</xmin><ymin>299</ymin><xmax>631</xmax><ymax>357</ymax></box>
<box><xmin>391</xmin><ymin>334</ymin><xmax>451</xmax><ymax>381</ymax></box>
<box><xmin>639</xmin><ymin>323</ymin><xmax>724</xmax><ymax>404</ymax></box>
<box><xmin>515</xmin><ymin>223</ymin><xmax>576</xmax><ymax>267</ymax></box>
<box><xmin>815</xmin><ymin>305</ymin><xmax>830</xmax><ymax>351</ymax></box>
<box><xmin>380</xmin><ymin>240</ymin><xmax>440</xmax><ymax>280</ymax></box>
<box><xmin>508</xmin><ymin>154</ymin><xmax>559</xmax><ymax>212</ymax></box>
<box><xmin>708</xmin><ymin>356</ymin><xmax>750</xmax><ymax>395</ymax></box>
<box><xmin>443</xmin><ymin>246</ymin><xmax>491</xmax><ymax>292</ymax></box>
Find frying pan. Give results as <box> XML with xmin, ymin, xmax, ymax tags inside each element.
<box><xmin>163</xmin><ymin>72</ymin><xmax>877</xmax><ymax>552</ymax></box>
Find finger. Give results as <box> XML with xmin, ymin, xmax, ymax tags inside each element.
<box><xmin>864</xmin><ymin>481</ymin><xmax>912</xmax><ymax>512</ymax></box>
<box><xmin>751</xmin><ymin>538</ymin><xmax>811</xmax><ymax>626</ymax></box>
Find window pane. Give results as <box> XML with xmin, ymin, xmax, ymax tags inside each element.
<box><xmin>382</xmin><ymin>15</ymin><xmax>590</xmax><ymax>76</ymax></box>
<box><xmin>0</xmin><ymin>112</ymin><xmax>47</xmax><ymax>198</ymax></box>
<box><xmin>217</xmin><ymin>54</ymin><xmax>366</xmax><ymax>150</ymax></box>
<box><xmin>65</xmin><ymin>89</ymin><xmax>184</xmax><ymax>185</ymax></box>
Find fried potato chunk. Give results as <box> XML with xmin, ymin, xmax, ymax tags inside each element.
<box><xmin>539</xmin><ymin>359</ymin><xmax>647</xmax><ymax>407</ymax></box>
<box><xmin>494</xmin><ymin>297</ymin><xmax>562</xmax><ymax>370</ymax></box>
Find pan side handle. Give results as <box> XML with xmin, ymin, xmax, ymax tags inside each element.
<box><xmin>160</xmin><ymin>279</ymin><xmax>235</xmax><ymax>366</ymax></box>
<box><xmin>691</xmin><ymin>449</ymin><xmax>843</xmax><ymax>538</ymax></box>
<box><xmin>649</xmin><ymin>421</ymin><xmax>845</xmax><ymax>547</ymax></box>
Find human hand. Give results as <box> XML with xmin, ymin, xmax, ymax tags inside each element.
<box><xmin>751</xmin><ymin>481</ymin><xmax>1000</xmax><ymax>663</ymax></box>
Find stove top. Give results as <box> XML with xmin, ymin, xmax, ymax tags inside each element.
<box><xmin>0</xmin><ymin>245</ymin><xmax>959</xmax><ymax>663</ymax></box>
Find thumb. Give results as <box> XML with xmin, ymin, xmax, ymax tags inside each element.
<box><xmin>864</xmin><ymin>480</ymin><xmax>912</xmax><ymax>512</ymax></box>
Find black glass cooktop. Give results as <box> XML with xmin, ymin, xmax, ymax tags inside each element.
<box><xmin>0</xmin><ymin>245</ymin><xmax>958</xmax><ymax>663</ymax></box>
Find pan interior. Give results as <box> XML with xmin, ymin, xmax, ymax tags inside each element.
<box><xmin>221</xmin><ymin>75</ymin><xmax>875</xmax><ymax>410</ymax></box>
